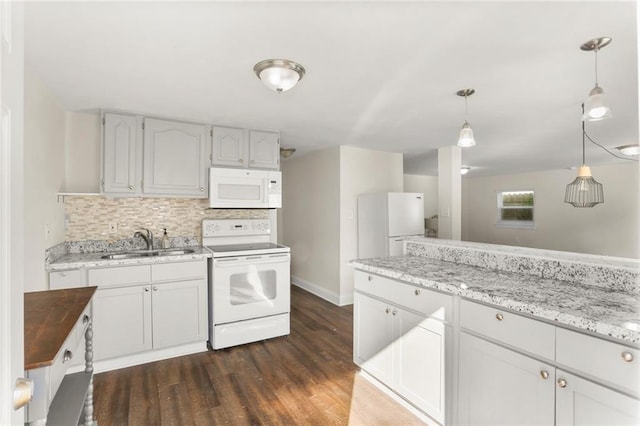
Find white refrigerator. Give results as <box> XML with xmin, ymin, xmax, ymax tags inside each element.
<box><xmin>357</xmin><ymin>192</ymin><xmax>425</xmax><ymax>258</ymax></box>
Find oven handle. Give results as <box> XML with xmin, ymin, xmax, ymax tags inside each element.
<box><xmin>213</xmin><ymin>254</ymin><xmax>290</xmax><ymax>267</ymax></box>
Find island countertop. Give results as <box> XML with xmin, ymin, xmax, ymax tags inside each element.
<box><xmin>351</xmin><ymin>255</ymin><xmax>640</xmax><ymax>345</ymax></box>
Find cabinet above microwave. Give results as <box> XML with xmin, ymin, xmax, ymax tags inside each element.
<box><xmin>209</xmin><ymin>168</ymin><xmax>282</xmax><ymax>209</ymax></box>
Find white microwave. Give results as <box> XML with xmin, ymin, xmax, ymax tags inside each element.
<box><xmin>209</xmin><ymin>167</ymin><xmax>282</xmax><ymax>208</ymax></box>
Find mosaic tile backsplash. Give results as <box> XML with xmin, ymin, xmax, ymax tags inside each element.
<box><xmin>64</xmin><ymin>195</ymin><xmax>269</xmax><ymax>243</ymax></box>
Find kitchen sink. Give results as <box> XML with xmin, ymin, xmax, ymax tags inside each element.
<box><xmin>101</xmin><ymin>248</ymin><xmax>195</xmax><ymax>260</ymax></box>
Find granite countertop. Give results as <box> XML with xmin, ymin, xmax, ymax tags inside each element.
<box><xmin>46</xmin><ymin>246</ymin><xmax>212</xmax><ymax>271</ymax></box>
<box><xmin>25</xmin><ymin>286</ymin><xmax>97</xmax><ymax>369</ymax></box>
<box><xmin>351</xmin><ymin>255</ymin><xmax>640</xmax><ymax>345</ymax></box>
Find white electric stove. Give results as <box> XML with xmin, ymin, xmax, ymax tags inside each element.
<box><xmin>203</xmin><ymin>219</ymin><xmax>291</xmax><ymax>350</ymax></box>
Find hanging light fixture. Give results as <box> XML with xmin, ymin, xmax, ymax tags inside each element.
<box><xmin>456</xmin><ymin>89</ymin><xmax>476</xmax><ymax>147</ymax></box>
<box><xmin>254</xmin><ymin>59</ymin><xmax>306</xmax><ymax>93</ymax></box>
<box><xmin>615</xmin><ymin>144</ymin><xmax>640</xmax><ymax>156</ymax></box>
<box><xmin>280</xmin><ymin>147</ymin><xmax>296</xmax><ymax>158</ymax></box>
<box><xmin>581</xmin><ymin>37</ymin><xmax>612</xmax><ymax>122</ymax></box>
<box><xmin>565</xmin><ymin>105</ymin><xmax>604</xmax><ymax>208</ymax></box>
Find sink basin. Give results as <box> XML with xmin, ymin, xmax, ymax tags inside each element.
<box><xmin>101</xmin><ymin>248</ymin><xmax>195</xmax><ymax>260</ymax></box>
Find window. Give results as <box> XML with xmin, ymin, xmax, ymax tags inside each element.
<box><xmin>496</xmin><ymin>190</ymin><xmax>535</xmax><ymax>229</ymax></box>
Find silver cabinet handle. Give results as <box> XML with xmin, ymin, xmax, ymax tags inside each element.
<box><xmin>153</xmin><ymin>286</ymin><xmax>158</xmax><ymax>291</ymax></box>
<box><xmin>200</xmin><ymin>187</ymin><xmax>204</xmax><ymax>192</ymax></box>
<box><xmin>385</xmin><ymin>308</ymin><xmax>390</xmax><ymax>314</ymax></box>
<box><xmin>540</xmin><ymin>370</ymin><xmax>549</xmax><ymax>380</ymax></box>
<box><xmin>367</xmin><ymin>275</ymin><xmax>373</xmax><ymax>282</ymax></box>
<box><xmin>415</xmin><ymin>289</ymin><xmax>421</xmax><ymax>295</ymax></box>
<box><xmin>59</xmin><ymin>272</ymin><xmax>66</xmax><ymax>277</ymax></box>
<box><xmin>622</xmin><ymin>352</ymin><xmax>634</xmax><ymax>362</ymax></box>
<box><xmin>557</xmin><ymin>378</ymin><xmax>567</xmax><ymax>388</ymax></box>
<box><xmin>238</xmin><ymin>158</ymin><xmax>243</xmax><ymax>163</ymax></box>
<box><xmin>145</xmin><ymin>287</ymin><xmax>150</xmax><ymax>292</ymax></box>
<box><xmin>392</xmin><ymin>309</ymin><xmax>398</xmax><ymax>316</ymax></box>
<box><xmin>496</xmin><ymin>313</ymin><xmax>504</xmax><ymax>321</ymax></box>
<box><xmin>63</xmin><ymin>350</ymin><xmax>73</xmax><ymax>363</ymax></box>
<box><xmin>128</xmin><ymin>185</ymin><xmax>134</xmax><ymax>190</ymax></box>
<box><xmin>83</xmin><ymin>314</ymin><xmax>90</xmax><ymax>324</ymax></box>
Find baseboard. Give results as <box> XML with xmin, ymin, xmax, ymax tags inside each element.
<box><xmin>85</xmin><ymin>341</ymin><xmax>208</xmax><ymax>374</ymax></box>
<box><xmin>291</xmin><ymin>275</ymin><xmax>343</xmax><ymax>306</ymax></box>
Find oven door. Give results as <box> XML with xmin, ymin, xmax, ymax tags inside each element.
<box><xmin>212</xmin><ymin>252</ymin><xmax>290</xmax><ymax>324</ymax></box>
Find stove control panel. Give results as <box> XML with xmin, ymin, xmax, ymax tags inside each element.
<box><xmin>203</xmin><ymin>219</ymin><xmax>271</xmax><ymax>238</ymax></box>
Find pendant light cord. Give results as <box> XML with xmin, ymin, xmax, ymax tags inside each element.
<box><xmin>594</xmin><ymin>48</ymin><xmax>599</xmax><ymax>87</ymax></box>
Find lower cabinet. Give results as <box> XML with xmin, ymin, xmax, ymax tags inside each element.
<box><xmin>457</xmin><ymin>332</ymin><xmax>555</xmax><ymax>425</ymax></box>
<box><xmin>354</xmin><ymin>284</ymin><xmax>447</xmax><ymax>424</ymax></box>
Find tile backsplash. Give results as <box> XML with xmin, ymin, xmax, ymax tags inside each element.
<box><xmin>64</xmin><ymin>195</ymin><xmax>269</xmax><ymax>242</ymax></box>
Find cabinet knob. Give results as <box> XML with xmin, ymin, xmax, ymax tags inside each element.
<box><xmin>496</xmin><ymin>313</ymin><xmax>504</xmax><ymax>321</ymax></box>
<box><xmin>238</xmin><ymin>158</ymin><xmax>243</xmax><ymax>163</ymax></box>
<box><xmin>622</xmin><ymin>352</ymin><xmax>634</xmax><ymax>362</ymax></box>
<box><xmin>385</xmin><ymin>308</ymin><xmax>390</xmax><ymax>314</ymax></box>
<box><xmin>250</xmin><ymin>160</ymin><xmax>255</xmax><ymax>164</ymax></box>
<box><xmin>59</xmin><ymin>272</ymin><xmax>66</xmax><ymax>277</ymax></box>
<box><xmin>153</xmin><ymin>286</ymin><xmax>158</xmax><ymax>291</ymax></box>
<box><xmin>392</xmin><ymin>309</ymin><xmax>398</xmax><ymax>316</ymax></box>
<box><xmin>367</xmin><ymin>275</ymin><xmax>373</xmax><ymax>282</ymax></box>
<box><xmin>200</xmin><ymin>187</ymin><xmax>204</xmax><ymax>192</ymax></box>
<box><xmin>540</xmin><ymin>370</ymin><xmax>549</xmax><ymax>380</ymax></box>
<box><xmin>83</xmin><ymin>314</ymin><xmax>90</xmax><ymax>324</ymax></box>
<box><xmin>145</xmin><ymin>287</ymin><xmax>150</xmax><ymax>292</ymax></box>
<box><xmin>415</xmin><ymin>289</ymin><xmax>421</xmax><ymax>296</ymax></box>
<box><xmin>129</xmin><ymin>185</ymin><xmax>134</xmax><ymax>190</ymax></box>
<box><xmin>63</xmin><ymin>350</ymin><xmax>73</xmax><ymax>363</ymax></box>
<box><xmin>557</xmin><ymin>378</ymin><xmax>567</xmax><ymax>388</ymax></box>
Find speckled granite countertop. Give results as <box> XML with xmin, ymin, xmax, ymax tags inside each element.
<box><xmin>352</xmin><ymin>255</ymin><xmax>640</xmax><ymax>345</ymax></box>
<box><xmin>46</xmin><ymin>246</ymin><xmax>212</xmax><ymax>271</ymax></box>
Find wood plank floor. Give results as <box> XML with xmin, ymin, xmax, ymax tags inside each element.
<box><xmin>93</xmin><ymin>286</ymin><xmax>427</xmax><ymax>425</ymax></box>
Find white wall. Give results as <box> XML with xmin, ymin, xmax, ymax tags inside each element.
<box><xmin>404</xmin><ymin>174</ymin><xmax>438</xmax><ymax>219</ymax></box>
<box><xmin>340</xmin><ymin>146</ymin><xmax>403</xmax><ymax>304</ymax></box>
<box><xmin>462</xmin><ymin>162</ymin><xmax>639</xmax><ymax>258</ymax></box>
<box><xmin>282</xmin><ymin>147</ymin><xmax>341</xmax><ymax>302</ymax></box>
<box><xmin>65</xmin><ymin>111</ymin><xmax>100</xmax><ymax>192</ymax></box>
<box><xmin>23</xmin><ymin>67</ymin><xmax>66</xmax><ymax>291</ymax></box>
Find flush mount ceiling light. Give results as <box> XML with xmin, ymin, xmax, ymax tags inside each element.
<box><xmin>615</xmin><ymin>144</ymin><xmax>640</xmax><ymax>156</ymax></box>
<box><xmin>460</xmin><ymin>167</ymin><xmax>470</xmax><ymax>175</ymax></box>
<box><xmin>456</xmin><ymin>89</ymin><xmax>476</xmax><ymax>148</ymax></box>
<box><xmin>254</xmin><ymin>59</ymin><xmax>306</xmax><ymax>93</ymax></box>
<box><xmin>581</xmin><ymin>37</ymin><xmax>612</xmax><ymax>122</ymax></box>
<box><xmin>565</xmin><ymin>105</ymin><xmax>604</xmax><ymax>208</ymax></box>
<box><xmin>280</xmin><ymin>147</ymin><xmax>296</xmax><ymax>158</ymax></box>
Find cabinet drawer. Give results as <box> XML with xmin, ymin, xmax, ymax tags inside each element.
<box><xmin>151</xmin><ymin>260</ymin><xmax>205</xmax><ymax>282</ymax></box>
<box><xmin>88</xmin><ymin>265</ymin><xmax>151</xmax><ymax>287</ymax></box>
<box><xmin>49</xmin><ymin>269</ymin><xmax>87</xmax><ymax>290</ymax></box>
<box><xmin>355</xmin><ymin>270</ymin><xmax>452</xmax><ymax>322</ymax></box>
<box><xmin>556</xmin><ymin>327</ymin><xmax>640</xmax><ymax>396</ymax></box>
<box><xmin>460</xmin><ymin>299</ymin><xmax>555</xmax><ymax>360</ymax></box>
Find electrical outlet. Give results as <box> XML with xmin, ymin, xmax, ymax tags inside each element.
<box><xmin>108</xmin><ymin>222</ymin><xmax>118</xmax><ymax>234</ymax></box>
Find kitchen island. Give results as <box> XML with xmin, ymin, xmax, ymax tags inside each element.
<box><xmin>351</xmin><ymin>237</ymin><xmax>640</xmax><ymax>425</ymax></box>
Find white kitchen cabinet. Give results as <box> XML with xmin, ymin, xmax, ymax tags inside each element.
<box><xmin>457</xmin><ymin>331</ymin><xmax>555</xmax><ymax>425</ymax></box>
<box><xmin>101</xmin><ymin>112</ymin><xmax>143</xmax><ymax>195</ymax></box>
<box><xmin>353</xmin><ymin>270</ymin><xmax>449</xmax><ymax>424</ymax></box>
<box><xmin>143</xmin><ymin>118</ymin><xmax>209</xmax><ymax>197</ymax></box>
<box><xmin>211</xmin><ymin>126</ymin><xmax>280</xmax><ymax>169</ymax></box>
<box><xmin>48</xmin><ymin>268</ymin><xmax>87</xmax><ymax>290</ymax></box>
<box><xmin>555</xmin><ymin>370</ymin><xmax>640</xmax><ymax>426</ymax></box>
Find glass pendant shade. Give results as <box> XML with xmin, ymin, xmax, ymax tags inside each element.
<box><xmin>583</xmin><ymin>85</ymin><xmax>612</xmax><ymax>121</ymax></box>
<box><xmin>254</xmin><ymin>59</ymin><xmax>305</xmax><ymax>93</ymax></box>
<box><xmin>616</xmin><ymin>144</ymin><xmax>640</xmax><ymax>156</ymax></box>
<box><xmin>457</xmin><ymin>122</ymin><xmax>476</xmax><ymax>147</ymax></box>
<box><xmin>564</xmin><ymin>166</ymin><xmax>604</xmax><ymax>207</ymax></box>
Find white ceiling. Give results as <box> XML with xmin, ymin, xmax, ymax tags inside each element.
<box><xmin>24</xmin><ymin>1</ymin><xmax>638</xmax><ymax>176</ymax></box>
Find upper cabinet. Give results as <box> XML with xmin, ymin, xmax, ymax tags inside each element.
<box><xmin>211</xmin><ymin>126</ymin><xmax>279</xmax><ymax>170</ymax></box>
<box><xmin>142</xmin><ymin>118</ymin><xmax>209</xmax><ymax>197</ymax></box>
<box><xmin>102</xmin><ymin>113</ymin><xmax>143</xmax><ymax>195</ymax></box>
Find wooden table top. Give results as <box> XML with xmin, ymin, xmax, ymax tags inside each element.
<box><xmin>24</xmin><ymin>286</ymin><xmax>97</xmax><ymax>370</ymax></box>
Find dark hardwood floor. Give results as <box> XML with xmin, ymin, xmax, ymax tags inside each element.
<box><xmin>93</xmin><ymin>286</ymin><xmax>425</xmax><ymax>425</ymax></box>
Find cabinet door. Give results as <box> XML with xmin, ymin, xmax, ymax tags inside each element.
<box><xmin>151</xmin><ymin>279</ymin><xmax>208</xmax><ymax>349</ymax></box>
<box><xmin>93</xmin><ymin>285</ymin><xmax>152</xmax><ymax>361</ymax></box>
<box><xmin>102</xmin><ymin>113</ymin><xmax>141</xmax><ymax>195</ymax></box>
<box><xmin>394</xmin><ymin>309</ymin><xmax>445</xmax><ymax>424</ymax></box>
<box><xmin>353</xmin><ymin>292</ymin><xmax>393</xmax><ymax>385</ymax></box>
<box><xmin>211</xmin><ymin>126</ymin><xmax>246</xmax><ymax>167</ymax></box>
<box><xmin>556</xmin><ymin>370</ymin><xmax>640</xmax><ymax>426</ymax></box>
<box><xmin>457</xmin><ymin>332</ymin><xmax>555</xmax><ymax>425</ymax></box>
<box><xmin>248</xmin><ymin>130</ymin><xmax>279</xmax><ymax>169</ymax></box>
<box><xmin>143</xmin><ymin>118</ymin><xmax>209</xmax><ymax>196</ymax></box>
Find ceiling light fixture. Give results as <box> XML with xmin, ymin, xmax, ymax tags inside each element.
<box><xmin>254</xmin><ymin>59</ymin><xmax>306</xmax><ymax>93</ymax></box>
<box><xmin>280</xmin><ymin>147</ymin><xmax>296</xmax><ymax>158</ymax></box>
<box><xmin>456</xmin><ymin>89</ymin><xmax>476</xmax><ymax>148</ymax></box>
<box><xmin>565</xmin><ymin>104</ymin><xmax>604</xmax><ymax>208</ymax></box>
<box><xmin>581</xmin><ymin>37</ymin><xmax>612</xmax><ymax>122</ymax></box>
<box><xmin>461</xmin><ymin>167</ymin><xmax>470</xmax><ymax>175</ymax></box>
<box><xmin>615</xmin><ymin>144</ymin><xmax>640</xmax><ymax>156</ymax></box>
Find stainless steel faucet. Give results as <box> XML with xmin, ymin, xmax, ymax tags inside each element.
<box><xmin>134</xmin><ymin>228</ymin><xmax>154</xmax><ymax>250</ymax></box>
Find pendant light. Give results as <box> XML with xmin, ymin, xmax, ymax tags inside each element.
<box><xmin>581</xmin><ymin>37</ymin><xmax>612</xmax><ymax>122</ymax></box>
<box><xmin>456</xmin><ymin>89</ymin><xmax>476</xmax><ymax>147</ymax></box>
<box><xmin>254</xmin><ymin>59</ymin><xmax>306</xmax><ymax>93</ymax></box>
<box><xmin>564</xmin><ymin>105</ymin><xmax>604</xmax><ymax>208</ymax></box>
